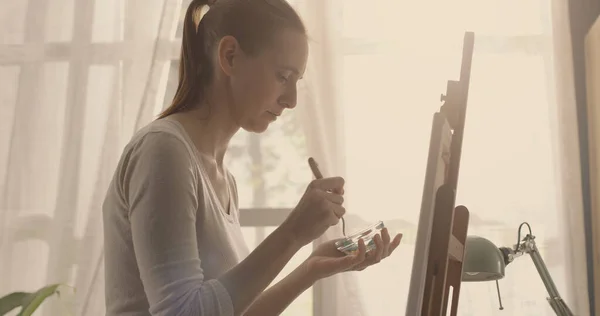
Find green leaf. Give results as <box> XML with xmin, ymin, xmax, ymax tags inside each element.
<box><xmin>19</xmin><ymin>284</ymin><xmax>61</xmax><ymax>316</ymax></box>
<box><xmin>0</xmin><ymin>292</ymin><xmax>29</xmax><ymax>315</ymax></box>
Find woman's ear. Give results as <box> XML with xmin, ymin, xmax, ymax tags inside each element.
<box><xmin>217</xmin><ymin>35</ymin><xmax>240</xmax><ymax>77</ymax></box>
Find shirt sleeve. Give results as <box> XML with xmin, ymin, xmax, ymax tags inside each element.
<box><xmin>124</xmin><ymin>131</ymin><xmax>234</xmax><ymax>316</ymax></box>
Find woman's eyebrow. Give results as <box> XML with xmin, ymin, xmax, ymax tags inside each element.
<box><xmin>278</xmin><ymin>65</ymin><xmax>300</xmax><ymax>75</ymax></box>
<box><xmin>278</xmin><ymin>65</ymin><xmax>304</xmax><ymax>79</ymax></box>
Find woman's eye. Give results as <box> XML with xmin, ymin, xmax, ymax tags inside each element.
<box><xmin>278</xmin><ymin>73</ymin><xmax>290</xmax><ymax>83</ymax></box>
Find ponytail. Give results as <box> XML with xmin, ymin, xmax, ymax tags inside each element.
<box><xmin>157</xmin><ymin>0</ymin><xmax>211</xmax><ymax>119</ymax></box>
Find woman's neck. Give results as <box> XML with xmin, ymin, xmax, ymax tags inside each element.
<box><xmin>170</xmin><ymin>89</ymin><xmax>240</xmax><ymax>167</ymax></box>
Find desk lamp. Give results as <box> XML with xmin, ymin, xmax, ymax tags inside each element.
<box><xmin>461</xmin><ymin>222</ymin><xmax>574</xmax><ymax>316</ymax></box>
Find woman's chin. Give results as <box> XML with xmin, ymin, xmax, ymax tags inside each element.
<box><xmin>241</xmin><ymin>120</ymin><xmax>271</xmax><ymax>134</ymax></box>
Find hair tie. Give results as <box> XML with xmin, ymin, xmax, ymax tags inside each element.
<box><xmin>191</xmin><ymin>1</ymin><xmax>211</xmax><ymax>31</ymax></box>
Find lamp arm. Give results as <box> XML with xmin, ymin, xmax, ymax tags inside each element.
<box><xmin>519</xmin><ymin>235</ymin><xmax>574</xmax><ymax>316</ymax></box>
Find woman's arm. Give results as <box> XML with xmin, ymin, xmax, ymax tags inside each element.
<box><xmin>218</xmin><ymin>225</ymin><xmax>303</xmax><ymax>315</ymax></box>
<box><xmin>127</xmin><ymin>132</ymin><xmax>302</xmax><ymax>316</ymax></box>
<box><xmin>242</xmin><ymin>262</ymin><xmax>315</xmax><ymax>316</ymax></box>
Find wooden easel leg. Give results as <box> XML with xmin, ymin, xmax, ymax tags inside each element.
<box><xmin>422</xmin><ymin>185</ymin><xmax>456</xmax><ymax>315</ymax></box>
<box><xmin>446</xmin><ymin>206</ymin><xmax>470</xmax><ymax>316</ymax></box>
<box><xmin>421</xmin><ymin>187</ymin><xmax>470</xmax><ymax>316</ymax></box>
<box><xmin>444</xmin><ymin>260</ymin><xmax>463</xmax><ymax>315</ymax></box>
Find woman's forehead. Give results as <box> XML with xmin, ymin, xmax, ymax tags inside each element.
<box><xmin>263</xmin><ymin>30</ymin><xmax>308</xmax><ymax>73</ymax></box>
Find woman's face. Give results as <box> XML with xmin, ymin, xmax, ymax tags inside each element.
<box><xmin>218</xmin><ymin>29</ymin><xmax>309</xmax><ymax>133</ymax></box>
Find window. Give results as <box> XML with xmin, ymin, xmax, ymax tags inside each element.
<box><xmin>337</xmin><ymin>0</ymin><xmax>562</xmax><ymax>315</ymax></box>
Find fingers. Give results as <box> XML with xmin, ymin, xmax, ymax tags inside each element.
<box><xmin>381</xmin><ymin>228</ymin><xmax>391</xmax><ymax>257</ymax></box>
<box><xmin>352</xmin><ymin>236</ymin><xmax>382</xmax><ymax>271</ymax></box>
<box><xmin>330</xmin><ymin>204</ymin><xmax>346</xmax><ymax>219</ymax></box>
<box><xmin>334</xmin><ymin>239</ymin><xmax>368</xmax><ymax>272</ymax></box>
<box><xmin>310</xmin><ymin>177</ymin><xmax>345</xmax><ymax>192</ymax></box>
<box><xmin>333</xmin><ymin>187</ymin><xmax>344</xmax><ymax>195</ymax></box>
<box><xmin>389</xmin><ymin>233</ymin><xmax>403</xmax><ymax>253</ymax></box>
<box><xmin>350</xmin><ymin>239</ymin><xmax>369</xmax><ymax>271</ymax></box>
<box><xmin>307</xmin><ymin>158</ymin><xmax>344</xmax><ymax>194</ymax></box>
<box><xmin>372</xmin><ymin>234</ymin><xmax>384</xmax><ymax>263</ymax></box>
<box><xmin>316</xmin><ymin>190</ymin><xmax>345</xmax><ymax>227</ymax></box>
<box><xmin>351</xmin><ymin>231</ymin><xmax>403</xmax><ymax>271</ymax></box>
<box><xmin>353</xmin><ymin>238</ymin><xmax>367</xmax><ymax>263</ymax></box>
<box><xmin>318</xmin><ymin>190</ymin><xmax>344</xmax><ymax>205</ymax></box>
<box><xmin>326</xmin><ymin>205</ymin><xmax>345</xmax><ymax>226</ymax></box>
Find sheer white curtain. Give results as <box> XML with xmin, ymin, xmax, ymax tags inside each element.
<box><xmin>294</xmin><ymin>1</ymin><xmax>367</xmax><ymax>315</ymax></box>
<box><xmin>297</xmin><ymin>0</ymin><xmax>590</xmax><ymax>315</ymax></box>
<box><xmin>0</xmin><ymin>0</ymin><xmax>181</xmax><ymax>314</ymax></box>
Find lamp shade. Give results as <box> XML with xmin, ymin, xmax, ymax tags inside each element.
<box><xmin>462</xmin><ymin>236</ymin><xmax>506</xmax><ymax>282</ymax></box>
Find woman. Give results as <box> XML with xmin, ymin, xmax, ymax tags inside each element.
<box><xmin>102</xmin><ymin>0</ymin><xmax>403</xmax><ymax>315</ymax></box>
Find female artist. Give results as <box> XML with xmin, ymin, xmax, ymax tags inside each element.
<box><xmin>102</xmin><ymin>0</ymin><xmax>403</xmax><ymax>315</ymax></box>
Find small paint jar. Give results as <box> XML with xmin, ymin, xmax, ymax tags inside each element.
<box><xmin>335</xmin><ymin>221</ymin><xmax>385</xmax><ymax>255</ymax></box>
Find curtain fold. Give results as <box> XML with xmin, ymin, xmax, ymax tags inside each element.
<box><xmin>549</xmin><ymin>0</ymin><xmax>592</xmax><ymax>314</ymax></box>
<box><xmin>294</xmin><ymin>1</ymin><xmax>367</xmax><ymax>315</ymax></box>
<box><xmin>585</xmin><ymin>14</ymin><xmax>600</xmax><ymax>316</ymax></box>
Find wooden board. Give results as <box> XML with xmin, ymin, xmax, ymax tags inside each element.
<box><xmin>405</xmin><ymin>113</ymin><xmax>453</xmax><ymax>315</ymax></box>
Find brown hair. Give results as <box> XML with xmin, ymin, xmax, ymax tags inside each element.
<box><xmin>158</xmin><ymin>0</ymin><xmax>306</xmax><ymax>119</ymax></box>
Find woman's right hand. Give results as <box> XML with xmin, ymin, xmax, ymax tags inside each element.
<box><xmin>282</xmin><ymin>177</ymin><xmax>346</xmax><ymax>247</ymax></box>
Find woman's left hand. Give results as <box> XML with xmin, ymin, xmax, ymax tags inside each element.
<box><xmin>302</xmin><ymin>227</ymin><xmax>402</xmax><ymax>281</ymax></box>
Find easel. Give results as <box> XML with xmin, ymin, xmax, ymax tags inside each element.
<box><xmin>420</xmin><ymin>32</ymin><xmax>475</xmax><ymax>316</ymax></box>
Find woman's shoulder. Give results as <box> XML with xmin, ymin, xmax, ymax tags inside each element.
<box><xmin>114</xmin><ymin>118</ymin><xmax>199</xmax><ymax>179</ymax></box>
<box><xmin>122</xmin><ymin>118</ymin><xmax>194</xmax><ymax>158</ymax></box>
<box><xmin>130</xmin><ymin>118</ymin><xmax>187</xmax><ymax>145</ymax></box>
